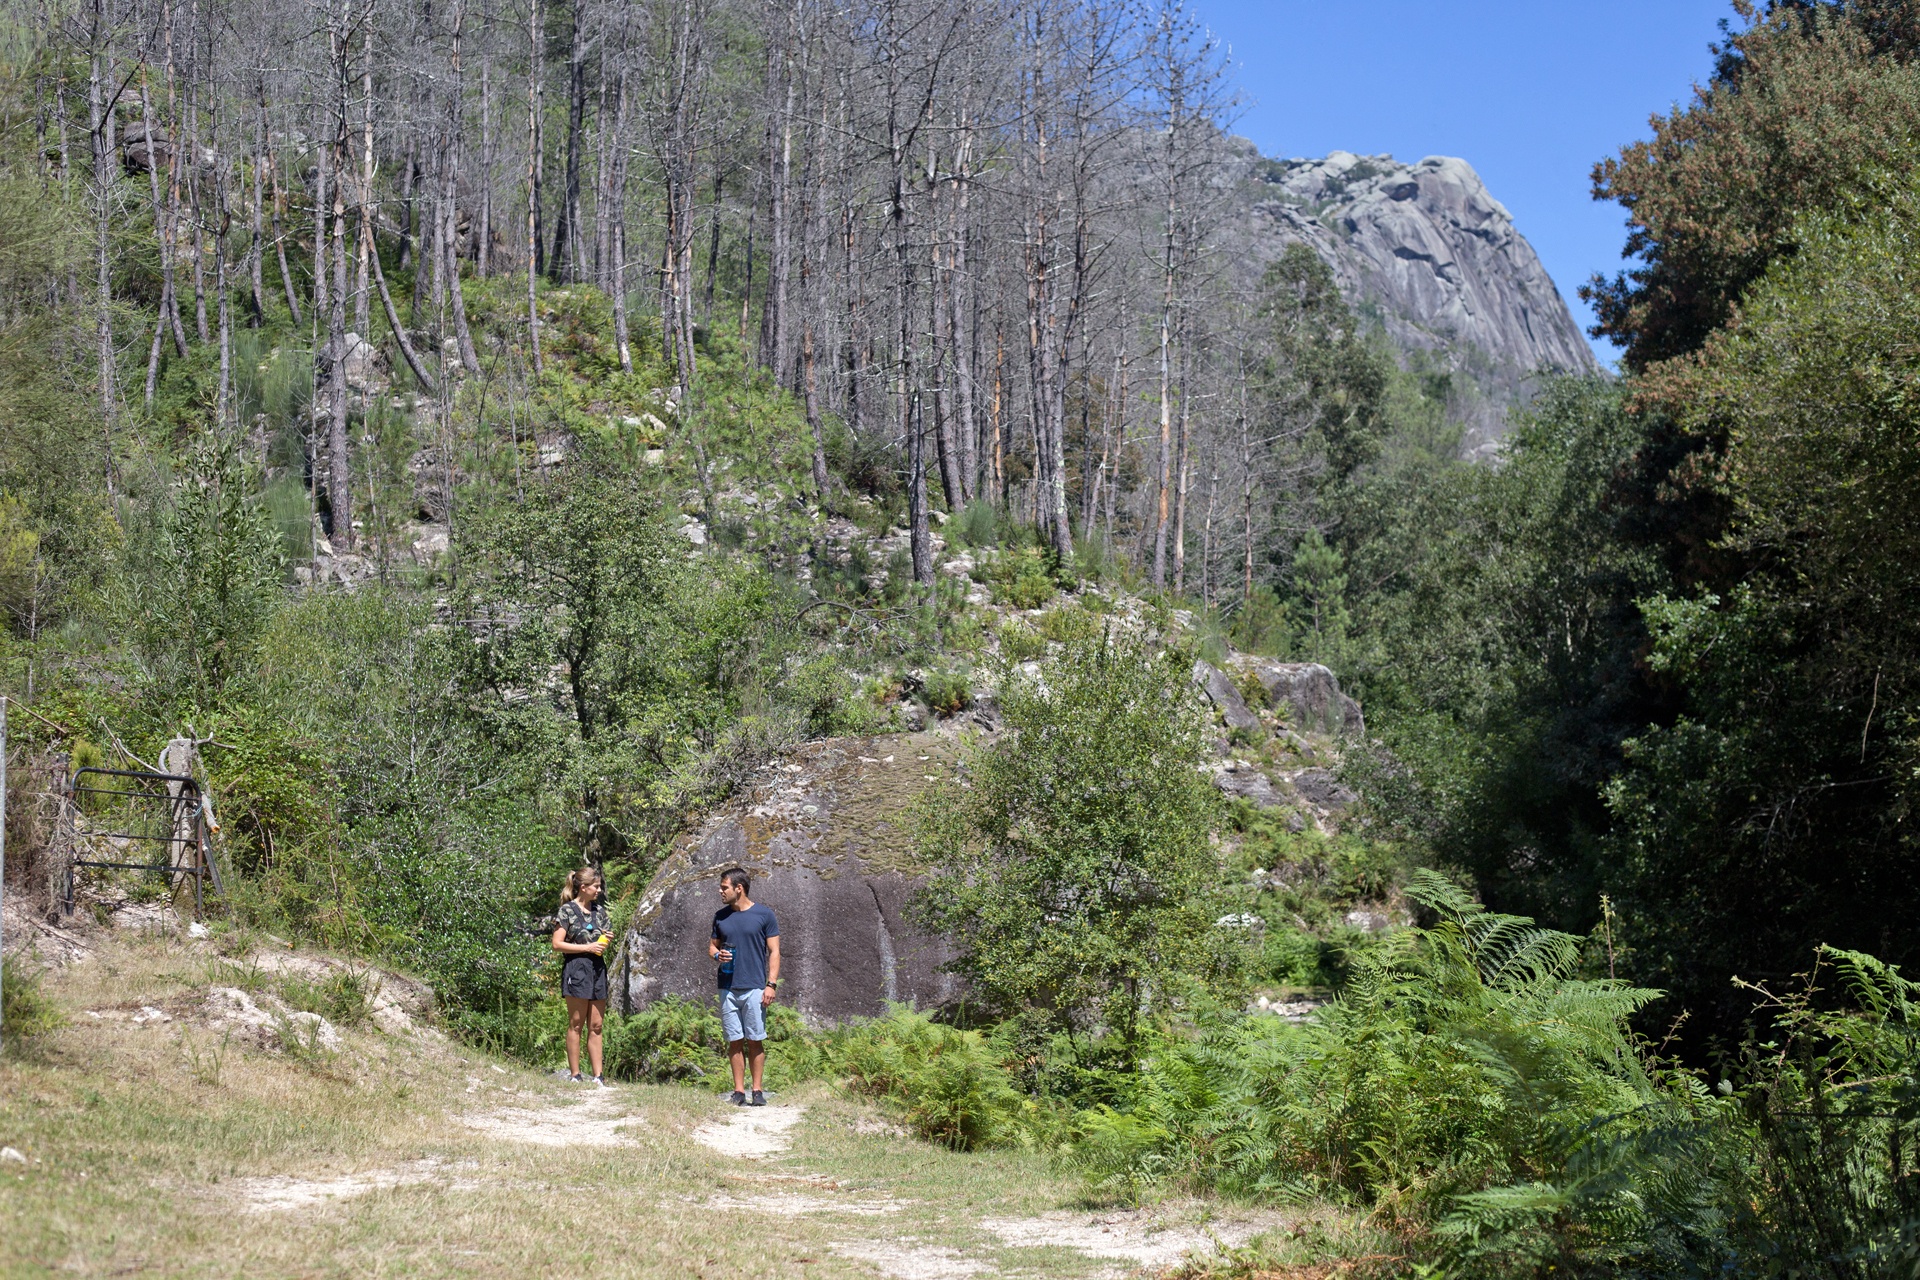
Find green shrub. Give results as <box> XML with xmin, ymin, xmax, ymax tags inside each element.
<box><xmin>1258</xmin><ymin>926</ymin><xmax>1333</xmax><ymax>988</ymax></box>
<box><xmin>997</xmin><ymin>569</ymin><xmax>1055</xmax><ymax>610</ymax></box>
<box><xmin>1</xmin><ymin>961</ymin><xmax>66</xmax><ymax>1040</ymax></box>
<box><xmin>922</xmin><ymin>668</ymin><xmax>971</xmax><ymax>715</ymax></box>
<box><xmin>1037</xmin><ymin>603</ymin><xmax>1099</xmax><ymax>645</ymax></box>
<box><xmin>1061</xmin><ymin>1105</ymin><xmax>1175</xmax><ymax>1205</ymax></box>
<box><xmin>949</xmin><ymin>499</ymin><xmax>1001</xmax><ymax>549</ymax></box>
<box><xmin>831</xmin><ymin>1007</ymin><xmax>1031</xmax><ymax>1151</ymax></box>
<box><xmin>978</xmin><ymin>545</ymin><xmax>1059</xmax><ymax>609</ymax></box>
<box><xmin>1044</xmin><ymin>871</ymin><xmax>1739</xmax><ymax>1271</ymax></box>
<box><xmin>1229</xmin><ymin>585</ymin><xmax>1294</xmax><ymax>657</ymax></box>
<box><xmin>603</xmin><ymin>995</ymin><xmax>727</xmax><ymax>1082</ymax></box>
<box><xmin>600</xmin><ymin>995</ymin><xmax>825</xmax><ymax>1086</ymax></box>
<box><xmin>996</xmin><ymin>621</ymin><xmax>1045</xmax><ymax>663</ymax></box>
<box><xmin>942</xmin><ymin>610</ymin><xmax>986</xmax><ymax>655</ymax></box>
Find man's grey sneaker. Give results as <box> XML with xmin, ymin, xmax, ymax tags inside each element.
<box><xmin>568</xmin><ymin>1072</ymin><xmax>585</xmax><ymax>1084</ymax></box>
<box><xmin>730</xmin><ymin>1090</ymin><xmax>747</xmax><ymax>1106</ymax></box>
<box><xmin>750</xmin><ymin>1090</ymin><xmax>767</xmax><ymax>1107</ymax></box>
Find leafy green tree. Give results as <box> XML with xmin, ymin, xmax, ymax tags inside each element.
<box><xmin>1586</xmin><ymin>2</ymin><xmax>1920</xmax><ymax>371</ymax></box>
<box><xmin>456</xmin><ymin>462</ymin><xmax>798</xmax><ymax>861</ymax></box>
<box><xmin>1287</xmin><ymin>529</ymin><xmax>1350</xmax><ymax>663</ymax></box>
<box><xmin>1332</xmin><ymin>379</ymin><xmax>1670</xmax><ymax>930</ymax></box>
<box><xmin>915</xmin><ymin>634</ymin><xmax>1221</xmax><ymax>1058</ymax></box>
<box><xmin>1256</xmin><ymin>242</ymin><xmax>1388</xmax><ymax>486</ymax></box>
<box><xmin>1606</xmin><ymin>176</ymin><xmax>1920</xmax><ymax>1031</ymax></box>
<box><xmin>122</xmin><ymin>435</ymin><xmax>286</xmax><ymax>704</ymax></box>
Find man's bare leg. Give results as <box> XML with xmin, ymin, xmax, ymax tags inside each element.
<box><xmin>729</xmin><ymin>1040</ymin><xmax>747</xmax><ymax>1092</ymax></box>
<box><xmin>747</xmin><ymin>1040</ymin><xmax>765</xmax><ymax>1092</ymax></box>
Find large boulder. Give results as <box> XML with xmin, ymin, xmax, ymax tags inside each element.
<box><xmin>1229</xmin><ymin>658</ymin><xmax>1365</xmax><ymax>737</ymax></box>
<box><xmin>614</xmin><ymin>731</ymin><xmax>969</xmax><ymax>1024</ymax></box>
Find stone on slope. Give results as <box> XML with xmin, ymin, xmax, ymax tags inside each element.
<box><xmin>1191</xmin><ymin>659</ymin><xmax>1262</xmax><ymax>733</ymax></box>
<box><xmin>616</xmin><ymin>732</ymin><xmax>967</xmax><ymax>1024</ymax></box>
<box><xmin>1213</xmin><ymin>760</ymin><xmax>1285</xmax><ymax>809</ymax></box>
<box><xmin>1229</xmin><ymin>658</ymin><xmax>1365</xmax><ymax>737</ymax></box>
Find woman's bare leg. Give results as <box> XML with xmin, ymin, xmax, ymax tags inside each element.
<box><xmin>588</xmin><ymin>1000</ymin><xmax>607</xmax><ymax>1077</ymax></box>
<box><xmin>565</xmin><ymin>997</ymin><xmax>587</xmax><ymax>1076</ymax></box>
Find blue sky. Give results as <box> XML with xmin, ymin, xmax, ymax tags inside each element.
<box><xmin>1194</xmin><ymin>0</ymin><xmax>1738</xmax><ymax>366</ymax></box>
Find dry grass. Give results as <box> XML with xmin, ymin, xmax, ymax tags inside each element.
<box><xmin>2</xmin><ymin>924</ymin><xmax>1343</xmax><ymax>1279</ymax></box>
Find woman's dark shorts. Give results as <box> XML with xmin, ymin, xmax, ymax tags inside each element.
<box><xmin>562</xmin><ymin>955</ymin><xmax>608</xmax><ymax>1001</ymax></box>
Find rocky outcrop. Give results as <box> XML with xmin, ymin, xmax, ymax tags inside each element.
<box><xmin>616</xmin><ymin>732</ymin><xmax>968</xmax><ymax>1025</ymax></box>
<box><xmin>1228</xmin><ymin>658</ymin><xmax>1365</xmax><ymax>738</ymax></box>
<box><xmin>1225</xmin><ymin>146</ymin><xmax>1597</xmax><ymax>457</ymax></box>
<box><xmin>618</xmin><ymin>655</ymin><xmax>1372</xmax><ymax>1021</ymax></box>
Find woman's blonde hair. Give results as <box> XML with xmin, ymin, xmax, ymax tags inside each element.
<box><xmin>560</xmin><ymin>865</ymin><xmax>604</xmax><ymax>907</ymax></box>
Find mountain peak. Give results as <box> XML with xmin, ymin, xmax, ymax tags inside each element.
<box><xmin>1230</xmin><ymin>147</ymin><xmax>1597</xmax><ymax>456</ymax></box>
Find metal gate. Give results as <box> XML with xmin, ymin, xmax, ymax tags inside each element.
<box><xmin>65</xmin><ymin>766</ymin><xmax>224</xmax><ymax>918</ymax></box>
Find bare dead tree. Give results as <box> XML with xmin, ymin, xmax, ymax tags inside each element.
<box><xmin>526</xmin><ymin>0</ymin><xmax>545</xmax><ymax>373</ymax></box>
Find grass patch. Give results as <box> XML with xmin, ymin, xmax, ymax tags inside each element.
<box><xmin>1</xmin><ymin>961</ymin><xmax>67</xmax><ymax>1040</ymax></box>
<box><xmin>0</xmin><ymin>929</ymin><xmax>1336</xmax><ymax>1279</ymax></box>
<box><xmin>278</xmin><ymin>967</ymin><xmax>380</xmax><ymax>1028</ymax></box>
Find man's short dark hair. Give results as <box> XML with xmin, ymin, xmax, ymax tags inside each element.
<box><xmin>721</xmin><ymin>866</ymin><xmax>751</xmax><ymax>895</ymax></box>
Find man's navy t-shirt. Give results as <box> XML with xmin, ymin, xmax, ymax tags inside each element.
<box><xmin>712</xmin><ymin>903</ymin><xmax>779</xmax><ymax>991</ymax></box>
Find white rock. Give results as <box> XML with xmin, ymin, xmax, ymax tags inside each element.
<box><xmin>207</xmin><ymin>986</ymin><xmax>274</xmax><ymax>1030</ymax></box>
<box><xmin>1</xmin><ymin>1148</ymin><xmax>26</xmax><ymax>1165</ymax></box>
<box><xmin>283</xmin><ymin>1011</ymin><xmax>344</xmax><ymax>1053</ymax></box>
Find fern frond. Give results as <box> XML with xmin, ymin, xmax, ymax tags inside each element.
<box><xmin>1404</xmin><ymin>868</ymin><xmax>1480</xmax><ymax>920</ymax></box>
<box><xmin>1822</xmin><ymin>944</ymin><xmax>1919</xmax><ymax>1026</ymax></box>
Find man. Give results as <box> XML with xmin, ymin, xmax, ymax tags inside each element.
<box><xmin>709</xmin><ymin>866</ymin><xmax>781</xmax><ymax>1106</ymax></box>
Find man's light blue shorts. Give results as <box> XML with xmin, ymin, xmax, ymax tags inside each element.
<box><xmin>719</xmin><ymin>987</ymin><xmax>766</xmax><ymax>1043</ymax></box>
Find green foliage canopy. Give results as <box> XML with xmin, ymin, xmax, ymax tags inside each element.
<box><xmin>915</xmin><ymin>633</ymin><xmax>1222</xmax><ymax>1052</ymax></box>
<box><xmin>1605</xmin><ymin>174</ymin><xmax>1920</xmax><ymax>1023</ymax></box>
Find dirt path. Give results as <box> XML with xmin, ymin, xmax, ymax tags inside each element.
<box><xmin>458</xmin><ymin>1080</ymin><xmax>644</xmax><ymax>1146</ymax></box>
<box><xmin>2</xmin><ymin>922</ymin><xmax>1313</xmax><ymax>1278</ymax></box>
<box><xmin>379</xmin><ymin>1083</ymin><xmax>1274</xmax><ymax>1278</ymax></box>
<box><xmin>479</xmin><ymin>1087</ymin><xmax>1271</xmax><ymax>1279</ymax></box>
<box><xmin>691</xmin><ymin>1100</ymin><xmax>807</xmax><ymax>1158</ymax></box>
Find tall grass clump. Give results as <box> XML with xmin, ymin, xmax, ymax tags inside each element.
<box><xmin>1</xmin><ymin>960</ymin><xmax>66</xmax><ymax>1041</ymax></box>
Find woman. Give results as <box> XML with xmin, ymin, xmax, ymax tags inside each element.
<box><xmin>551</xmin><ymin>867</ymin><xmax>611</xmax><ymax>1087</ymax></box>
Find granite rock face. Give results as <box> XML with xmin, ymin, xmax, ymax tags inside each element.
<box><xmin>1226</xmin><ymin>147</ymin><xmax>1598</xmax><ymax>457</ymax></box>
<box><xmin>1192</xmin><ymin>659</ymin><xmax>1262</xmax><ymax>733</ymax></box>
<box><xmin>615</xmin><ymin>732</ymin><xmax>966</xmax><ymax>1025</ymax></box>
<box><xmin>617</xmin><ymin>660</ymin><xmax>1373</xmax><ymax>1021</ymax></box>
<box><xmin>1229</xmin><ymin>657</ymin><xmax>1365</xmax><ymax>738</ymax></box>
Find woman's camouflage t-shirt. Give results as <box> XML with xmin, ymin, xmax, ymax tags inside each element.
<box><xmin>558</xmin><ymin>899</ymin><xmax>609</xmax><ymax>948</ymax></box>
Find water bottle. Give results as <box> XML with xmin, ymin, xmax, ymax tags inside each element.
<box><xmin>718</xmin><ymin>944</ymin><xmax>734</xmax><ymax>984</ymax></box>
